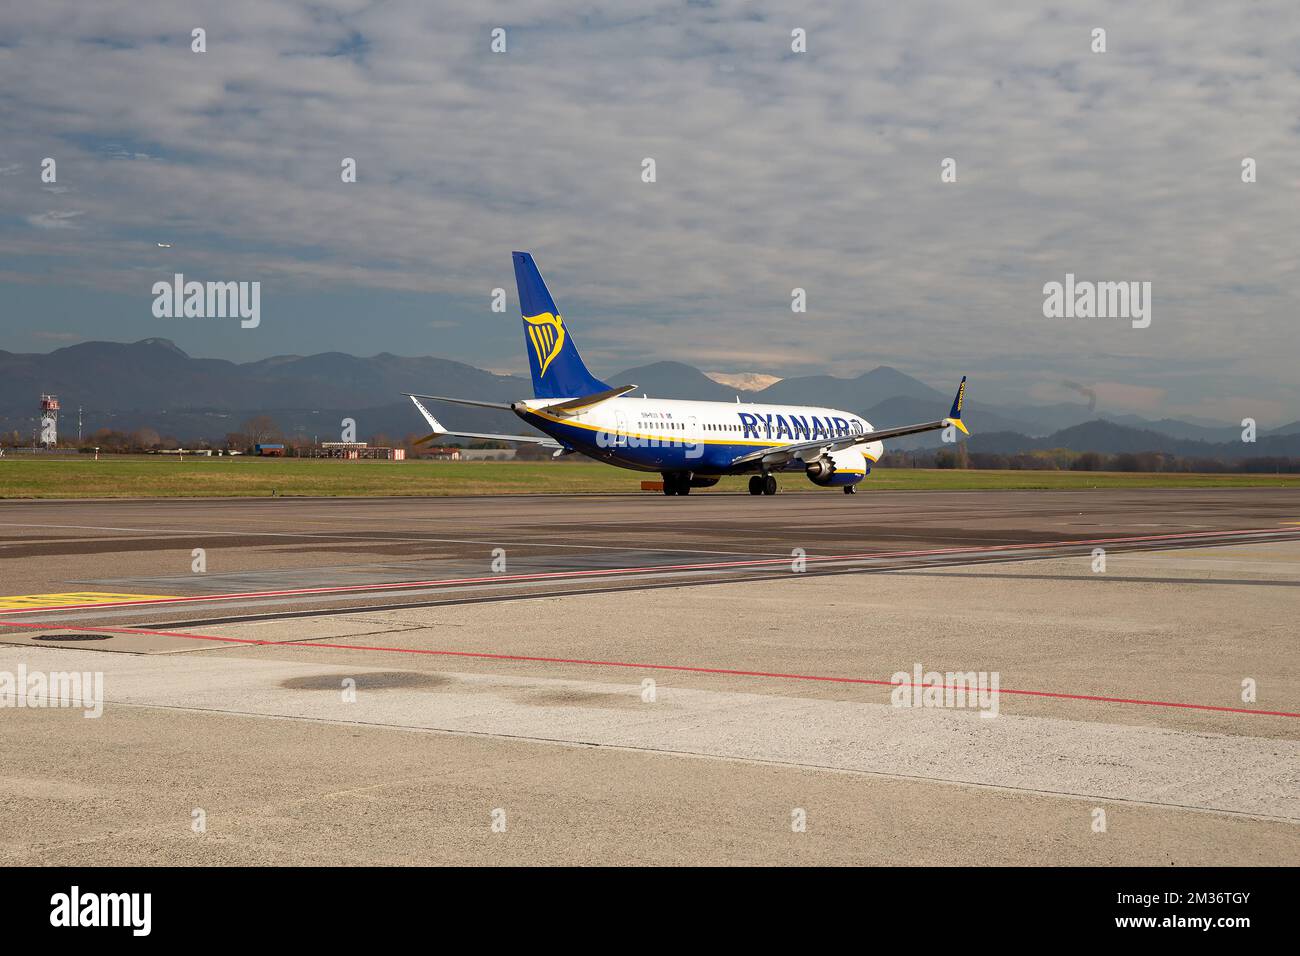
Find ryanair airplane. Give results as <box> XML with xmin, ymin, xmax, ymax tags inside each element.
<box><xmin>407</xmin><ymin>252</ymin><xmax>968</xmax><ymax>496</ymax></box>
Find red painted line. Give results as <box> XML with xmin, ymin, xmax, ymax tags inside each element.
<box><xmin>2</xmin><ymin>526</ymin><xmax>1292</xmax><ymax>615</ymax></box>
<box><xmin>1</xmin><ymin>619</ymin><xmax>1295</xmax><ymax>719</ymax></box>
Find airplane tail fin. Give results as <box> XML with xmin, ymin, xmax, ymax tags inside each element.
<box><xmin>512</xmin><ymin>251</ymin><xmax>609</xmax><ymax>400</ymax></box>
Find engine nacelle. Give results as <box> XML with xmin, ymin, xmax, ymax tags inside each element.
<box><xmin>804</xmin><ymin>449</ymin><xmax>868</xmax><ymax>487</ymax></box>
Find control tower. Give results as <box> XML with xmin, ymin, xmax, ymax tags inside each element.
<box><xmin>39</xmin><ymin>394</ymin><xmax>59</xmax><ymax>447</ymax></box>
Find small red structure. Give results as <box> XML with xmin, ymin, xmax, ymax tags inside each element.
<box><xmin>419</xmin><ymin>446</ymin><xmax>462</xmax><ymax>460</ymax></box>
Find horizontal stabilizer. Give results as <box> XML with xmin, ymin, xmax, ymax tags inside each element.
<box><xmin>403</xmin><ymin>393</ymin><xmax>513</xmax><ymax>411</ymax></box>
<box><xmin>406</xmin><ymin>395</ymin><xmax>561</xmax><ymax>448</ymax></box>
<box><xmin>413</xmin><ymin>430</ymin><xmax>561</xmax><ymax>448</ymax></box>
<box><xmin>537</xmin><ymin>384</ymin><xmax>637</xmax><ymax>414</ymax></box>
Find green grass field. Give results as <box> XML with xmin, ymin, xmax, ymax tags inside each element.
<box><xmin>0</xmin><ymin>456</ymin><xmax>1296</xmax><ymax>498</ymax></box>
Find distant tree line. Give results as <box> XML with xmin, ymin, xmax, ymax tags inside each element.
<box><xmin>0</xmin><ymin>414</ymin><xmax>514</xmax><ymax>457</ymax></box>
<box><xmin>882</xmin><ymin>447</ymin><xmax>1300</xmax><ymax>473</ymax></box>
<box><xmin>6</xmin><ymin>418</ymin><xmax>1295</xmax><ymax>472</ymax></box>
<box><xmin>1</xmin><ymin>426</ymin><xmax>184</xmax><ymax>453</ymax></box>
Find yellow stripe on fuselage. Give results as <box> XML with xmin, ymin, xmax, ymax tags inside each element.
<box><xmin>524</xmin><ymin>408</ymin><xmax>879</xmax><ymax>460</ymax></box>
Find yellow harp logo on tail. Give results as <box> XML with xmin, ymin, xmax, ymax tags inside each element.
<box><xmin>524</xmin><ymin>312</ymin><xmax>566</xmax><ymax>377</ymax></box>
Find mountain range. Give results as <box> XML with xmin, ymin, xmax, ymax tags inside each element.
<box><xmin>0</xmin><ymin>339</ymin><xmax>1295</xmax><ymax>459</ymax></box>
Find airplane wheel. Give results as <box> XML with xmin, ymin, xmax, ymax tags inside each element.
<box><xmin>843</xmin><ymin>485</ymin><xmax>857</xmax><ymax>495</ymax></box>
<box><xmin>663</xmin><ymin>473</ymin><xmax>692</xmax><ymax>496</ymax></box>
<box><xmin>762</xmin><ymin>475</ymin><xmax>777</xmax><ymax>496</ymax></box>
<box><xmin>748</xmin><ymin>476</ymin><xmax>763</xmax><ymax>495</ymax></box>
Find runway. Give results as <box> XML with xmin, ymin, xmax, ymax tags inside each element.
<box><xmin>1</xmin><ymin>489</ymin><xmax>1297</xmax><ymax>864</ymax></box>
<box><xmin>2</xmin><ymin>488</ymin><xmax>1296</xmax><ymax>623</ymax></box>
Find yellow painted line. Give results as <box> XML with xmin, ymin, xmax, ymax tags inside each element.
<box><xmin>0</xmin><ymin>591</ymin><xmax>176</xmax><ymax>611</ymax></box>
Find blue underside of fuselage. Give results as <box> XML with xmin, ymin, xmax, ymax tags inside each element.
<box><xmin>521</xmin><ymin>411</ymin><xmax>869</xmax><ymax>482</ymax></box>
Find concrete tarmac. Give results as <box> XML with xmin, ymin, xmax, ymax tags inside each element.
<box><xmin>0</xmin><ymin>489</ymin><xmax>1296</xmax><ymax>865</ymax></box>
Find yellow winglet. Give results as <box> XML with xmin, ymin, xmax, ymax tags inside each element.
<box><xmin>945</xmin><ymin>377</ymin><xmax>969</xmax><ymax>435</ymax></box>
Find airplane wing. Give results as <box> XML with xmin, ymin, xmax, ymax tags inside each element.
<box><xmin>729</xmin><ymin>377</ymin><xmax>968</xmax><ymax>470</ymax></box>
<box><xmin>406</xmin><ymin>395</ymin><xmax>562</xmax><ymax>449</ymax></box>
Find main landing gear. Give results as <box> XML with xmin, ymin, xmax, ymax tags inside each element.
<box><xmin>748</xmin><ymin>474</ymin><xmax>777</xmax><ymax>496</ymax></box>
<box><xmin>843</xmin><ymin>485</ymin><xmax>857</xmax><ymax>494</ymax></box>
<box><xmin>661</xmin><ymin>472</ymin><xmax>691</xmax><ymax>496</ymax></box>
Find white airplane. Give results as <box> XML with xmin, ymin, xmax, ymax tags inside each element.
<box><xmin>408</xmin><ymin>252</ymin><xmax>968</xmax><ymax>496</ymax></box>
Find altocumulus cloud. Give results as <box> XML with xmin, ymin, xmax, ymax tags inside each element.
<box><xmin>0</xmin><ymin>0</ymin><xmax>1297</xmax><ymax>418</ymax></box>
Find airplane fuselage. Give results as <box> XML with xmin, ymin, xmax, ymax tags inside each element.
<box><xmin>515</xmin><ymin>397</ymin><xmax>885</xmax><ymax>480</ymax></box>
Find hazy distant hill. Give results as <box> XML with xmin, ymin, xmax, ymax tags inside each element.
<box><xmin>612</xmin><ymin>364</ymin><xmax>1041</xmax><ymax>437</ymax></box>
<box><xmin>853</xmin><ymin>396</ymin><xmax>1040</xmax><ymax>449</ymax></box>
<box><xmin>756</xmin><ymin>365</ymin><xmax>945</xmax><ymax>409</ymax></box>
<box><xmin>966</xmin><ymin>420</ymin><xmax>1300</xmax><ymax>460</ymax></box>
<box><xmin>995</xmin><ymin>402</ymin><xmax>1101</xmax><ymax>433</ymax></box>
<box><xmin>0</xmin><ymin>339</ymin><xmax>1289</xmax><ymax>457</ymax></box>
<box><xmin>609</xmin><ymin>361</ymin><xmax>739</xmax><ymax>402</ymax></box>
<box><xmin>0</xmin><ymin>339</ymin><xmax>532</xmax><ymax>412</ymax></box>
<box><xmin>0</xmin><ymin>339</ymin><xmax>531</xmax><ymax>440</ymax></box>
<box><xmin>1097</xmin><ymin>415</ymin><xmax>1244</xmax><ymax>443</ymax></box>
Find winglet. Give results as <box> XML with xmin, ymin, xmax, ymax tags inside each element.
<box><xmin>408</xmin><ymin>395</ymin><xmax>446</xmax><ymax>434</ymax></box>
<box><xmin>944</xmin><ymin>376</ymin><xmax>969</xmax><ymax>435</ymax></box>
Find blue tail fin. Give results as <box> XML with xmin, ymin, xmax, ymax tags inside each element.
<box><xmin>513</xmin><ymin>251</ymin><xmax>609</xmax><ymax>399</ymax></box>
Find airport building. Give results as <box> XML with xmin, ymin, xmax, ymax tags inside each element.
<box><xmin>312</xmin><ymin>441</ymin><xmax>406</xmax><ymax>460</ymax></box>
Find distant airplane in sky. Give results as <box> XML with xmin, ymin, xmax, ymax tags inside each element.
<box><xmin>408</xmin><ymin>252</ymin><xmax>967</xmax><ymax>495</ymax></box>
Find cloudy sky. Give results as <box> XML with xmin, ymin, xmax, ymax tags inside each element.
<box><xmin>2</xmin><ymin>1</ymin><xmax>1297</xmax><ymax>423</ymax></box>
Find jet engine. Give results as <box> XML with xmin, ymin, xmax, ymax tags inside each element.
<box><xmin>804</xmin><ymin>448</ymin><xmax>868</xmax><ymax>487</ymax></box>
